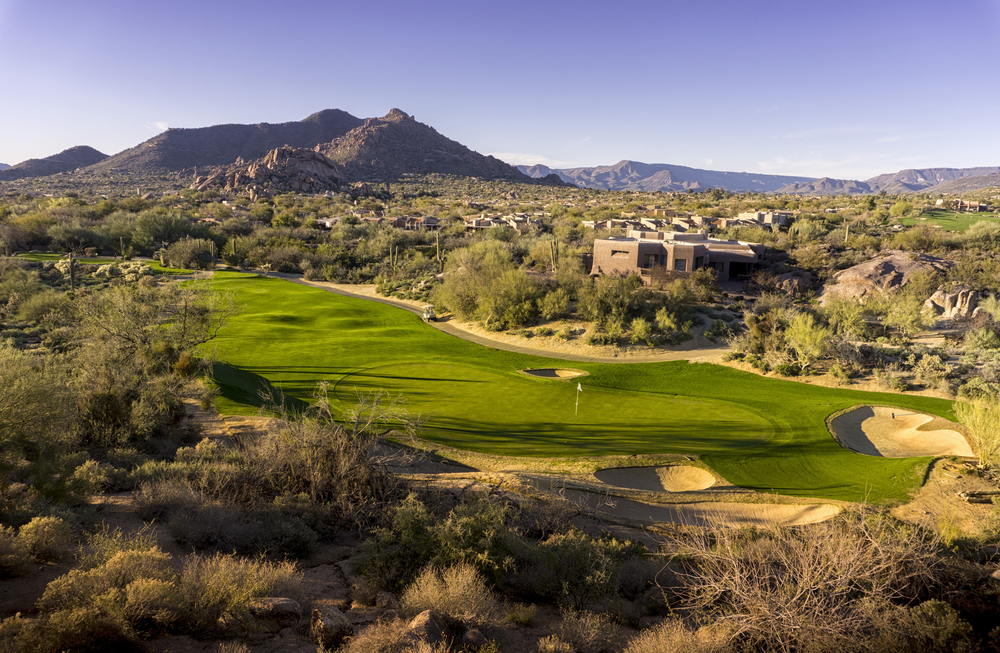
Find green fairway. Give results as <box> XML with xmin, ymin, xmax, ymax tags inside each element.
<box><xmin>899</xmin><ymin>209</ymin><xmax>1000</xmax><ymax>232</ymax></box>
<box><xmin>206</xmin><ymin>272</ymin><xmax>958</xmax><ymax>503</ymax></box>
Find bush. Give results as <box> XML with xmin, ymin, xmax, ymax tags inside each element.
<box><xmin>536</xmin><ymin>327</ymin><xmax>555</xmax><ymax>337</ymax></box>
<box><xmin>0</xmin><ymin>526</ymin><xmax>30</xmax><ymax>577</ymax></box>
<box><xmin>18</xmin><ymin>516</ymin><xmax>75</xmax><ymax>563</ymax></box>
<box><xmin>622</xmin><ymin>619</ymin><xmax>733</xmax><ymax>653</ymax></box>
<box><xmin>554</xmin><ymin>608</ymin><xmax>625</xmax><ymax>653</ymax></box>
<box><xmin>628</xmin><ymin>317</ymin><xmax>655</xmax><ymax>347</ymax></box>
<box><xmin>402</xmin><ymin>563</ymin><xmax>504</xmax><ymax>626</ymax></box>
<box><xmin>539</xmin><ymin>288</ymin><xmax>571</xmax><ymax>320</ymax></box>
<box><xmin>525</xmin><ymin>529</ymin><xmax>641</xmax><ymax>609</ymax></box>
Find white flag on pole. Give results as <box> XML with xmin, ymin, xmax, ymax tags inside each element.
<box><xmin>577</xmin><ymin>383</ymin><xmax>582</xmax><ymax>392</ymax></box>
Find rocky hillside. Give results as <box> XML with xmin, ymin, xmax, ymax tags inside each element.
<box><xmin>776</xmin><ymin>166</ymin><xmax>1000</xmax><ymax>195</ymax></box>
<box><xmin>319</xmin><ymin>109</ymin><xmax>552</xmax><ymax>184</ymax></box>
<box><xmin>84</xmin><ymin>109</ymin><xmax>365</xmax><ymax>175</ymax></box>
<box><xmin>191</xmin><ymin>146</ymin><xmax>344</xmax><ymax>200</ymax></box>
<box><xmin>520</xmin><ymin>160</ymin><xmax>816</xmax><ymax>192</ymax></box>
<box><xmin>818</xmin><ymin>251</ymin><xmax>954</xmax><ymax>304</ymax></box>
<box><xmin>0</xmin><ymin>145</ymin><xmax>108</xmax><ymax>180</ymax></box>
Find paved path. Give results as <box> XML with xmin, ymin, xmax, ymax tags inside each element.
<box><xmin>267</xmin><ymin>272</ymin><xmax>730</xmax><ymax>364</ymax></box>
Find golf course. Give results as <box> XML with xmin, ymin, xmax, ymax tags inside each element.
<box><xmin>207</xmin><ymin>271</ymin><xmax>961</xmax><ymax>504</ymax></box>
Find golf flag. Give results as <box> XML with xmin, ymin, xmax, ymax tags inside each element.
<box><xmin>577</xmin><ymin>383</ymin><xmax>582</xmax><ymax>392</ymax></box>
<box><xmin>575</xmin><ymin>382</ymin><xmax>582</xmax><ymax>416</ymax></box>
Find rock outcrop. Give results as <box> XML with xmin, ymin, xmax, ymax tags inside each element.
<box><xmin>311</xmin><ymin>605</ymin><xmax>354</xmax><ymax>648</ymax></box>
<box><xmin>923</xmin><ymin>288</ymin><xmax>981</xmax><ymax>322</ymax></box>
<box><xmin>776</xmin><ymin>270</ymin><xmax>812</xmax><ymax>296</ymax></box>
<box><xmin>819</xmin><ymin>251</ymin><xmax>954</xmax><ymax>304</ymax></box>
<box><xmin>191</xmin><ymin>146</ymin><xmax>343</xmax><ymax>199</ymax></box>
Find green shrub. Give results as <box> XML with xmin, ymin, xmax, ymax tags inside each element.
<box><xmin>554</xmin><ymin>607</ymin><xmax>625</xmax><ymax>653</ymax></box>
<box><xmin>623</xmin><ymin>619</ymin><xmax>733</xmax><ymax>653</ymax></box>
<box><xmin>0</xmin><ymin>526</ymin><xmax>30</xmax><ymax>577</ymax></box>
<box><xmin>526</xmin><ymin>529</ymin><xmax>641</xmax><ymax>609</ymax></box>
<box><xmin>536</xmin><ymin>327</ymin><xmax>555</xmax><ymax>337</ymax></box>
<box><xmin>401</xmin><ymin>563</ymin><xmax>504</xmax><ymax>626</ymax></box>
<box><xmin>539</xmin><ymin>288</ymin><xmax>571</xmax><ymax>321</ymax></box>
<box><xmin>18</xmin><ymin>516</ymin><xmax>75</xmax><ymax>563</ymax></box>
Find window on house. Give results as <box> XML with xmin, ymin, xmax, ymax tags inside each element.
<box><xmin>611</xmin><ymin>250</ymin><xmax>629</xmax><ymax>258</ymax></box>
<box><xmin>674</xmin><ymin>259</ymin><xmax>687</xmax><ymax>271</ymax></box>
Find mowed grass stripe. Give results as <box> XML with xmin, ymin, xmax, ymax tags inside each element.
<box><xmin>335</xmin><ymin>363</ymin><xmax>774</xmax><ymax>457</ymax></box>
<box><xmin>207</xmin><ymin>273</ymin><xmax>954</xmax><ymax>503</ymax></box>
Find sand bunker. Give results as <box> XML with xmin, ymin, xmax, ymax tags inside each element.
<box><xmin>521</xmin><ymin>368</ymin><xmax>589</xmax><ymax>379</ymax></box>
<box><xmin>830</xmin><ymin>406</ymin><xmax>973</xmax><ymax>458</ymax></box>
<box><xmin>595</xmin><ymin>466</ymin><xmax>716</xmax><ymax>492</ymax></box>
<box><xmin>565</xmin><ymin>489</ymin><xmax>840</xmax><ymax>526</ymax></box>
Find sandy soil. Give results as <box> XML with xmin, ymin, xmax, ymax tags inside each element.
<box><xmin>594</xmin><ymin>465</ymin><xmax>716</xmax><ymax>493</ymax></box>
<box><xmin>521</xmin><ymin>368</ymin><xmax>588</xmax><ymax>379</ymax></box>
<box><xmin>891</xmin><ymin>459</ymin><xmax>997</xmax><ymax>536</ymax></box>
<box><xmin>830</xmin><ymin>406</ymin><xmax>973</xmax><ymax>458</ymax></box>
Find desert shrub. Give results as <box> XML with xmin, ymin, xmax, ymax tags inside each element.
<box><xmin>554</xmin><ymin>607</ymin><xmax>626</xmax><ymax>653</ymax></box>
<box><xmin>622</xmin><ymin>619</ymin><xmax>733</xmax><ymax>653</ymax></box>
<box><xmin>628</xmin><ymin>317</ymin><xmax>655</xmax><ymax>346</ymax></box>
<box><xmin>539</xmin><ymin>288</ymin><xmax>571</xmax><ymax>320</ymax></box>
<box><xmin>402</xmin><ymin>563</ymin><xmax>504</xmax><ymax>626</ymax></box>
<box><xmin>39</xmin><ymin>549</ymin><xmax>176</xmax><ymax>612</ymax></box>
<box><xmin>16</xmin><ymin>288</ymin><xmax>70</xmax><ymax>323</ymax></box>
<box><xmin>525</xmin><ymin>529</ymin><xmax>642</xmax><ymax>609</ymax></box>
<box><xmin>175</xmin><ymin>553</ymin><xmax>302</xmax><ymax>633</ymax></box>
<box><xmin>0</xmin><ymin>525</ymin><xmax>30</xmax><ymax>577</ymax></box>
<box><xmin>18</xmin><ymin>516</ymin><xmax>75</xmax><ymax>562</ymax></box>
<box><xmin>537</xmin><ymin>635</ymin><xmax>574</xmax><ymax>653</ymax></box>
<box><xmin>506</xmin><ymin>603</ymin><xmax>536</xmax><ymax>626</ymax></box>
<box><xmin>358</xmin><ymin>494</ymin><xmax>516</xmax><ymax>594</ymax></box>
<box><xmin>5</xmin><ymin>607</ymin><xmax>143</xmax><ymax>653</ymax></box>
<box><xmin>964</xmin><ymin>327</ymin><xmax>1000</xmax><ymax>352</ymax></box>
<box><xmin>664</xmin><ymin>512</ymin><xmax>944</xmax><ymax>653</ymax></box>
<box><xmin>341</xmin><ymin>618</ymin><xmax>450</xmax><ymax>653</ymax></box>
<box><xmin>167</xmin><ymin>502</ymin><xmax>318</xmax><ymax>558</ymax></box>
<box><xmin>536</xmin><ymin>326</ymin><xmax>555</xmax><ymax>337</ymax></box>
<box><xmin>134</xmin><ymin>480</ymin><xmax>202</xmax><ymax>522</ymax></box>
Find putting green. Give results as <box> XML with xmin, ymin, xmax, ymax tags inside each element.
<box><xmin>336</xmin><ymin>363</ymin><xmax>774</xmax><ymax>457</ymax></box>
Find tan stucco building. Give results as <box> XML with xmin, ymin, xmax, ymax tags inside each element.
<box><xmin>590</xmin><ymin>229</ymin><xmax>765</xmax><ymax>282</ymax></box>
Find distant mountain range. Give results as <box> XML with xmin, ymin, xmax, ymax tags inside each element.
<box><xmin>0</xmin><ymin>146</ymin><xmax>108</xmax><ymax>181</ymax></box>
<box><xmin>1</xmin><ymin>109</ymin><xmax>564</xmax><ymax>187</ymax></box>
<box><xmin>519</xmin><ymin>162</ymin><xmax>1000</xmax><ymax>195</ymax></box>
<box><xmin>3</xmin><ymin>110</ymin><xmax>998</xmax><ymax>194</ymax></box>
<box><xmin>0</xmin><ymin>163</ymin><xmax>9</xmax><ymax>171</ymax></box>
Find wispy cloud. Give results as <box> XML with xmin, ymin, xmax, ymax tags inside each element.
<box><xmin>874</xmin><ymin>131</ymin><xmax>949</xmax><ymax>144</ymax></box>
<box><xmin>144</xmin><ymin>121</ymin><xmax>169</xmax><ymax>131</ymax></box>
<box><xmin>704</xmin><ymin>158</ymin><xmax>714</xmax><ymax>167</ymax></box>
<box><xmin>488</xmin><ymin>152</ymin><xmax>575</xmax><ymax>169</ymax></box>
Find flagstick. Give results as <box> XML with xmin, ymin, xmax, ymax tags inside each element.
<box><xmin>575</xmin><ymin>382</ymin><xmax>582</xmax><ymax>416</ymax></box>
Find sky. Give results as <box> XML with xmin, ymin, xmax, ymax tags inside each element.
<box><xmin>1</xmin><ymin>0</ymin><xmax>999</xmax><ymax>180</ymax></box>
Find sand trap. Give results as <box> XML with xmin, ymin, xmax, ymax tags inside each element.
<box><xmin>830</xmin><ymin>406</ymin><xmax>973</xmax><ymax>458</ymax></box>
<box><xmin>565</xmin><ymin>490</ymin><xmax>840</xmax><ymax>526</ymax></box>
<box><xmin>521</xmin><ymin>368</ymin><xmax>589</xmax><ymax>379</ymax></box>
<box><xmin>595</xmin><ymin>466</ymin><xmax>716</xmax><ymax>492</ymax></box>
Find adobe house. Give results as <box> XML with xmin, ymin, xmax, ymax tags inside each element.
<box><xmin>590</xmin><ymin>229</ymin><xmax>765</xmax><ymax>282</ymax></box>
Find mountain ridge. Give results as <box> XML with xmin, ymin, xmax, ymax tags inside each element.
<box><xmin>0</xmin><ymin>145</ymin><xmax>108</xmax><ymax>181</ymax></box>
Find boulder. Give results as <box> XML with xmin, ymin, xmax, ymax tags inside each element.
<box><xmin>407</xmin><ymin>610</ymin><xmax>448</xmax><ymax>645</ymax></box>
<box><xmin>311</xmin><ymin>605</ymin><xmax>354</xmax><ymax>648</ymax></box>
<box><xmin>775</xmin><ymin>270</ymin><xmax>812</xmax><ymax>296</ymax></box>
<box><xmin>375</xmin><ymin>592</ymin><xmax>399</xmax><ymax>610</ymax></box>
<box><xmin>819</xmin><ymin>250</ymin><xmax>954</xmax><ymax>304</ymax></box>
<box><xmin>248</xmin><ymin>597</ymin><xmax>302</xmax><ymax>629</ymax></box>
<box><xmin>923</xmin><ymin>288</ymin><xmax>980</xmax><ymax>321</ymax></box>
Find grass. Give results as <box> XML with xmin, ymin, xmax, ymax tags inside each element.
<box><xmin>16</xmin><ymin>252</ymin><xmax>193</xmax><ymax>275</ymax></box>
<box><xmin>205</xmin><ymin>272</ymin><xmax>957</xmax><ymax>503</ymax></box>
<box><xmin>898</xmin><ymin>209</ymin><xmax>1000</xmax><ymax>232</ymax></box>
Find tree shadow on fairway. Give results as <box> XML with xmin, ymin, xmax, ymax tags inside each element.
<box><xmin>210</xmin><ymin>362</ymin><xmax>309</xmax><ymax>413</ymax></box>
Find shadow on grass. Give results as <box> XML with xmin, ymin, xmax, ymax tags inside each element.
<box><xmin>210</xmin><ymin>362</ymin><xmax>309</xmax><ymax>414</ymax></box>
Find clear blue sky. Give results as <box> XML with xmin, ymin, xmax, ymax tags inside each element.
<box><xmin>1</xmin><ymin>0</ymin><xmax>998</xmax><ymax>180</ymax></box>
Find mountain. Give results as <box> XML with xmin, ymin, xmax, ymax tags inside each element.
<box><xmin>775</xmin><ymin>166</ymin><xmax>1000</xmax><ymax>195</ymax></box>
<box><xmin>320</xmin><ymin>109</ymin><xmax>548</xmax><ymax>183</ymax></box>
<box><xmin>774</xmin><ymin>178</ymin><xmax>875</xmax><ymax>195</ymax></box>
<box><xmin>0</xmin><ymin>163</ymin><xmax>9</xmax><ymax>171</ymax></box>
<box><xmin>925</xmin><ymin>173</ymin><xmax>1000</xmax><ymax>194</ymax></box>
<box><xmin>0</xmin><ymin>145</ymin><xmax>108</xmax><ymax>180</ymax></box>
<box><xmin>864</xmin><ymin>167</ymin><xmax>1000</xmax><ymax>193</ymax></box>
<box><xmin>85</xmin><ymin>109</ymin><xmax>366</xmax><ymax>175</ymax></box>
<box><xmin>519</xmin><ymin>160</ymin><xmax>817</xmax><ymax>193</ymax></box>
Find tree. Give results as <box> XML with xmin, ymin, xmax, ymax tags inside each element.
<box><xmin>785</xmin><ymin>312</ymin><xmax>831</xmax><ymax>369</ymax></box>
<box><xmin>954</xmin><ymin>397</ymin><xmax>1000</xmax><ymax>468</ymax></box>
